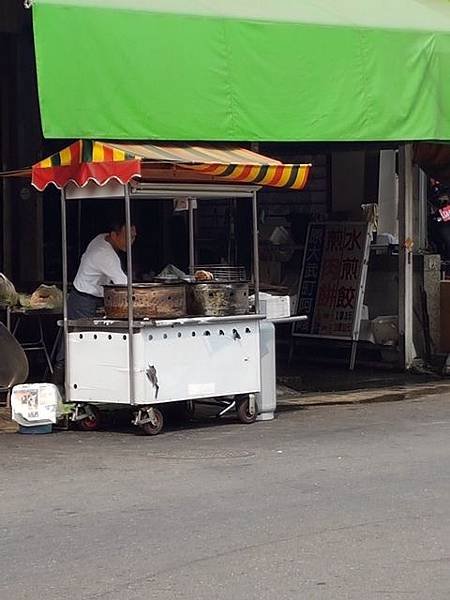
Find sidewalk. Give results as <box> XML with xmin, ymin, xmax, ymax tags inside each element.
<box><xmin>277</xmin><ymin>380</ymin><xmax>450</xmax><ymax>408</ymax></box>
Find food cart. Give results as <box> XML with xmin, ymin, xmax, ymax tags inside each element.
<box><xmin>30</xmin><ymin>141</ymin><xmax>311</xmax><ymax>434</ymax></box>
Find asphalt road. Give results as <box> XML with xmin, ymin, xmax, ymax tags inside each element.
<box><xmin>2</xmin><ymin>397</ymin><xmax>450</xmax><ymax>599</ymax></box>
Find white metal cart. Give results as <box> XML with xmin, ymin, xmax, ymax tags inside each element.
<box><xmin>62</xmin><ymin>181</ymin><xmax>273</xmax><ymax>434</ymax></box>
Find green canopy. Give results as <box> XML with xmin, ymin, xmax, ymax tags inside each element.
<box><xmin>32</xmin><ymin>0</ymin><xmax>450</xmax><ymax>142</ymax></box>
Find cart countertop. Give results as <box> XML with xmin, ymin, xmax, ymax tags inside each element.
<box><xmin>61</xmin><ymin>314</ymin><xmax>266</xmax><ymax>329</ymax></box>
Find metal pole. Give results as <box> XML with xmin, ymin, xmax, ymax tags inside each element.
<box><xmin>418</xmin><ymin>168</ymin><xmax>428</xmax><ymax>251</ymax></box>
<box><xmin>77</xmin><ymin>200</ymin><xmax>82</xmax><ymax>261</ymax></box>
<box><xmin>60</xmin><ymin>188</ymin><xmax>69</xmax><ymax>398</ymax></box>
<box><xmin>124</xmin><ymin>184</ymin><xmax>135</xmax><ymax>404</ymax></box>
<box><xmin>398</xmin><ymin>144</ymin><xmax>415</xmax><ymax>369</ymax></box>
<box><xmin>252</xmin><ymin>191</ymin><xmax>260</xmax><ymax>313</ymax></box>
<box><xmin>188</xmin><ymin>197</ymin><xmax>195</xmax><ymax>273</ymax></box>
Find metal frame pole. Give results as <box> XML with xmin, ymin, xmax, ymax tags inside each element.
<box><xmin>77</xmin><ymin>200</ymin><xmax>82</xmax><ymax>262</ymax></box>
<box><xmin>418</xmin><ymin>168</ymin><xmax>428</xmax><ymax>251</ymax></box>
<box><xmin>60</xmin><ymin>188</ymin><xmax>69</xmax><ymax>398</ymax></box>
<box><xmin>252</xmin><ymin>191</ymin><xmax>260</xmax><ymax>313</ymax></box>
<box><xmin>349</xmin><ymin>224</ymin><xmax>373</xmax><ymax>370</ymax></box>
<box><xmin>398</xmin><ymin>144</ymin><xmax>415</xmax><ymax>369</ymax></box>
<box><xmin>124</xmin><ymin>184</ymin><xmax>135</xmax><ymax>404</ymax></box>
<box><xmin>188</xmin><ymin>197</ymin><xmax>195</xmax><ymax>272</ymax></box>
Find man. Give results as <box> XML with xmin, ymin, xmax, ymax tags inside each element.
<box><xmin>53</xmin><ymin>221</ymin><xmax>137</xmax><ymax>380</ymax></box>
<box><xmin>69</xmin><ymin>222</ymin><xmax>137</xmax><ymax>319</ymax></box>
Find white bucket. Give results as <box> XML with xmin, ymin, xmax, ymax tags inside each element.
<box><xmin>372</xmin><ymin>316</ymin><xmax>399</xmax><ymax>346</ymax></box>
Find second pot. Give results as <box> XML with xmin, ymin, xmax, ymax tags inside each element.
<box><xmin>187</xmin><ymin>282</ymin><xmax>249</xmax><ymax>317</ymax></box>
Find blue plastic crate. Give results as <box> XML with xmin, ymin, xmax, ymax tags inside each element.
<box><xmin>18</xmin><ymin>424</ymin><xmax>52</xmax><ymax>434</ymax></box>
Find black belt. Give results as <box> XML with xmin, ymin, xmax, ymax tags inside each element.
<box><xmin>72</xmin><ymin>287</ymin><xmax>102</xmax><ymax>301</ymax></box>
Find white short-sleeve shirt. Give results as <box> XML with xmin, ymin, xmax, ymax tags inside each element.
<box><xmin>73</xmin><ymin>234</ymin><xmax>127</xmax><ymax>298</ymax></box>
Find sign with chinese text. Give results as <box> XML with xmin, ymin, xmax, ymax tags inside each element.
<box><xmin>294</xmin><ymin>222</ymin><xmax>370</xmax><ymax>339</ymax></box>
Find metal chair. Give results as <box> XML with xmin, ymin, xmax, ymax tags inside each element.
<box><xmin>0</xmin><ymin>322</ymin><xmax>29</xmax><ymax>407</ymax></box>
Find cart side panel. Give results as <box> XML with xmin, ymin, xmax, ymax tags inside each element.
<box><xmin>67</xmin><ymin>330</ymin><xmax>136</xmax><ymax>405</ymax></box>
<box><xmin>139</xmin><ymin>319</ymin><xmax>261</xmax><ymax>404</ymax></box>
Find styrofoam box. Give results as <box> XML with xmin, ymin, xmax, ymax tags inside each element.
<box><xmin>260</xmin><ymin>295</ymin><xmax>291</xmax><ymax>319</ymax></box>
<box><xmin>11</xmin><ymin>383</ymin><xmax>62</xmax><ymax>427</ymax></box>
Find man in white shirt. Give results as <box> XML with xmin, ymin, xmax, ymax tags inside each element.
<box><xmin>54</xmin><ymin>221</ymin><xmax>136</xmax><ymax>377</ymax></box>
<box><xmin>73</xmin><ymin>225</ymin><xmax>136</xmax><ymax>304</ymax></box>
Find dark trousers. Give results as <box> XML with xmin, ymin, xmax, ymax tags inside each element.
<box><xmin>56</xmin><ymin>289</ymin><xmax>103</xmax><ymax>364</ymax></box>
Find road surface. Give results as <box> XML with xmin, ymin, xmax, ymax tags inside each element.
<box><xmin>1</xmin><ymin>397</ymin><xmax>450</xmax><ymax>599</ymax></box>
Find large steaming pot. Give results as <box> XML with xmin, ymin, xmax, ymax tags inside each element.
<box><xmin>104</xmin><ymin>283</ymin><xmax>186</xmax><ymax>320</ymax></box>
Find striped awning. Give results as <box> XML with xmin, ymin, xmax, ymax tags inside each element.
<box><xmin>31</xmin><ymin>140</ymin><xmax>311</xmax><ymax>191</ymax></box>
<box><xmin>32</xmin><ymin>140</ymin><xmax>141</xmax><ymax>191</ymax></box>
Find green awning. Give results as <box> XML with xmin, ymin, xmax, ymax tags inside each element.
<box><xmin>32</xmin><ymin>0</ymin><xmax>450</xmax><ymax>142</ymax></box>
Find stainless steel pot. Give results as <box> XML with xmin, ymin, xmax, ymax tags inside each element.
<box><xmin>104</xmin><ymin>283</ymin><xmax>186</xmax><ymax>320</ymax></box>
<box><xmin>187</xmin><ymin>282</ymin><xmax>249</xmax><ymax>317</ymax></box>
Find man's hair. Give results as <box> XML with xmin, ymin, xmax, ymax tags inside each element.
<box><xmin>108</xmin><ymin>220</ymin><xmax>126</xmax><ymax>234</ymax></box>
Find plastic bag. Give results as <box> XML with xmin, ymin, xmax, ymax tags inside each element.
<box><xmin>0</xmin><ymin>273</ymin><xmax>18</xmax><ymax>306</ymax></box>
<box><xmin>29</xmin><ymin>285</ymin><xmax>63</xmax><ymax>310</ymax></box>
<box><xmin>18</xmin><ymin>294</ymin><xmax>32</xmax><ymax>309</ymax></box>
<box><xmin>155</xmin><ymin>264</ymin><xmax>190</xmax><ymax>281</ymax></box>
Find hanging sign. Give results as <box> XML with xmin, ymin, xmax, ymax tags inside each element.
<box><xmin>173</xmin><ymin>197</ymin><xmax>197</xmax><ymax>212</ymax></box>
<box><xmin>439</xmin><ymin>204</ymin><xmax>450</xmax><ymax>222</ymax></box>
<box><xmin>293</xmin><ymin>222</ymin><xmax>371</xmax><ymax>340</ymax></box>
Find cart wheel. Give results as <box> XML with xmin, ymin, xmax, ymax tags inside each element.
<box><xmin>236</xmin><ymin>395</ymin><xmax>257</xmax><ymax>424</ymax></box>
<box><xmin>78</xmin><ymin>406</ymin><xmax>101</xmax><ymax>431</ymax></box>
<box><xmin>141</xmin><ymin>407</ymin><xmax>164</xmax><ymax>436</ymax></box>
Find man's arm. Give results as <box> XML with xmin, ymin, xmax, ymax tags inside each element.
<box><xmin>101</xmin><ymin>249</ymin><xmax>128</xmax><ymax>285</ymax></box>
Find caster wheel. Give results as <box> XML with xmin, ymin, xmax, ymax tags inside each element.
<box><xmin>78</xmin><ymin>406</ymin><xmax>101</xmax><ymax>431</ymax></box>
<box><xmin>141</xmin><ymin>407</ymin><xmax>164</xmax><ymax>436</ymax></box>
<box><xmin>236</xmin><ymin>395</ymin><xmax>257</xmax><ymax>424</ymax></box>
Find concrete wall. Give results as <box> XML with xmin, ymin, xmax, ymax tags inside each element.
<box><xmin>0</xmin><ymin>10</ymin><xmax>44</xmax><ymax>284</ymax></box>
<box><xmin>0</xmin><ymin>0</ymin><xmax>22</xmax><ymax>34</ymax></box>
<box><xmin>364</xmin><ymin>253</ymin><xmax>441</xmax><ymax>358</ymax></box>
<box><xmin>377</xmin><ymin>149</ymin><xmax>398</xmax><ymax>239</ymax></box>
<box><xmin>331</xmin><ymin>151</ymin><xmax>366</xmax><ymax>218</ymax></box>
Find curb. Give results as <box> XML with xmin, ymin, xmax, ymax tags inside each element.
<box><xmin>277</xmin><ymin>382</ymin><xmax>450</xmax><ymax>409</ymax></box>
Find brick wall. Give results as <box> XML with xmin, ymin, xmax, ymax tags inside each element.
<box><xmin>258</xmin><ymin>153</ymin><xmax>329</xmax><ymax>227</ymax></box>
<box><xmin>195</xmin><ymin>152</ymin><xmax>330</xmax><ymax>269</ymax></box>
